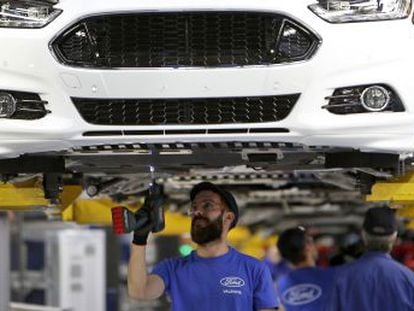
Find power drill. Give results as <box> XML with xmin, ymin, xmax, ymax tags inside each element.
<box><xmin>111</xmin><ymin>182</ymin><xmax>165</xmax><ymax>235</ymax></box>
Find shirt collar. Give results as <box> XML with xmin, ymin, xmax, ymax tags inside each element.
<box><xmin>193</xmin><ymin>246</ymin><xmax>234</xmax><ymax>262</ymax></box>
<box><xmin>361</xmin><ymin>251</ymin><xmax>392</xmax><ymax>260</ymax></box>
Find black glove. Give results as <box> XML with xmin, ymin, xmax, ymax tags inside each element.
<box><xmin>131</xmin><ymin>183</ymin><xmax>165</xmax><ymax>245</ymax></box>
<box><xmin>132</xmin><ymin>206</ymin><xmax>154</xmax><ymax>246</ymax></box>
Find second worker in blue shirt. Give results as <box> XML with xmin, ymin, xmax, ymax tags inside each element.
<box><xmin>276</xmin><ymin>226</ymin><xmax>336</xmax><ymax>311</ymax></box>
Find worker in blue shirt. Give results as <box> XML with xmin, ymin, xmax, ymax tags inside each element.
<box><xmin>275</xmin><ymin>226</ymin><xmax>335</xmax><ymax>310</ymax></box>
<box><xmin>328</xmin><ymin>206</ymin><xmax>414</xmax><ymax>311</ymax></box>
<box><xmin>127</xmin><ymin>181</ymin><xmax>279</xmax><ymax>311</ymax></box>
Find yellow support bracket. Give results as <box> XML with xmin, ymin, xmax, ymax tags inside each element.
<box><xmin>367</xmin><ymin>171</ymin><xmax>414</xmax><ymax>227</ymax></box>
<box><xmin>366</xmin><ymin>171</ymin><xmax>414</xmax><ymax>202</ymax></box>
<box><xmin>367</xmin><ymin>170</ymin><xmax>414</xmax><ymax>202</ymax></box>
<box><xmin>0</xmin><ymin>178</ymin><xmax>82</xmax><ymax>211</ymax></box>
<box><xmin>0</xmin><ymin>184</ymin><xmax>48</xmax><ymax>210</ymax></box>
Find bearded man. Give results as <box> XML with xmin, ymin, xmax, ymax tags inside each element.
<box><xmin>127</xmin><ymin>182</ymin><xmax>279</xmax><ymax>311</ymax></box>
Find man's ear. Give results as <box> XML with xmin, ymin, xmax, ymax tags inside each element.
<box><xmin>225</xmin><ymin>211</ymin><xmax>235</xmax><ymax>226</ymax></box>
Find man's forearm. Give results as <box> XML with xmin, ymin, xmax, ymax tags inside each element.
<box><xmin>127</xmin><ymin>244</ymin><xmax>149</xmax><ymax>299</ymax></box>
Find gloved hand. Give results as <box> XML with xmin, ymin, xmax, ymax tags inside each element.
<box><xmin>132</xmin><ymin>205</ymin><xmax>155</xmax><ymax>246</ymax></box>
<box><xmin>112</xmin><ymin>184</ymin><xmax>164</xmax><ymax>241</ymax></box>
<box><xmin>131</xmin><ymin>183</ymin><xmax>165</xmax><ymax>245</ymax></box>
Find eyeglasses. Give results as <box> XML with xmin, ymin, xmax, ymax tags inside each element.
<box><xmin>187</xmin><ymin>200</ymin><xmax>223</xmax><ymax>216</ymax></box>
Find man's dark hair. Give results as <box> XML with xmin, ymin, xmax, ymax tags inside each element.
<box><xmin>277</xmin><ymin>227</ymin><xmax>308</xmax><ymax>265</ymax></box>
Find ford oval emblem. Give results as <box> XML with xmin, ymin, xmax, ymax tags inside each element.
<box><xmin>282</xmin><ymin>284</ymin><xmax>322</xmax><ymax>305</ymax></box>
<box><xmin>220</xmin><ymin>277</ymin><xmax>245</xmax><ymax>288</ymax></box>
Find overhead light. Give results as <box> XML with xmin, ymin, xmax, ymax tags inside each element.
<box><xmin>0</xmin><ymin>92</ymin><xmax>16</xmax><ymax>118</ymax></box>
<box><xmin>360</xmin><ymin>85</ymin><xmax>390</xmax><ymax>112</ymax></box>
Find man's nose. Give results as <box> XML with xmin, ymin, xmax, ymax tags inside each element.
<box><xmin>193</xmin><ymin>209</ymin><xmax>203</xmax><ymax>217</ymax></box>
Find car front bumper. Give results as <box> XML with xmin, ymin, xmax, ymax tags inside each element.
<box><xmin>0</xmin><ymin>0</ymin><xmax>413</xmax><ymax>158</ymax></box>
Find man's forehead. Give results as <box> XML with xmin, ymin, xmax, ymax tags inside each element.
<box><xmin>192</xmin><ymin>190</ymin><xmax>221</xmax><ymax>202</ymax></box>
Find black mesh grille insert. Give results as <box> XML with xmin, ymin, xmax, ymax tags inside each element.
<box><xmin>72</xmin><ymin>95</ymin><xmax>299</xmax><ymax>125</ymax></box>
<box><xmin>51</xmin><ymin>12</ymin><xmax>319</xmax><ymax>68</ymax></box>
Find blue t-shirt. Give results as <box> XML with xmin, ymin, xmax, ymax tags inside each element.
<box><xmin>152</xmin><ymin>247</ymin><xmax>279</xmax><ymax>311</ymax></box>
<box><xmin>328</xmin><ymin>251</ymin><xmax>414</xmax><ymax>311</ymax></box>
<box><xmin>276</xmin><ymin>267</ymin><xmax>335</xmax><ymax>311</ymax></box>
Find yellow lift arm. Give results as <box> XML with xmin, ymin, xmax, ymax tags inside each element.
<box><xmin>367</xmin><ymin>171</ymin><xmax>414</xmax><ymax>229</ymax></box>
<box><xmin>0</xmin><ymin>179</ymin><xmax>81</xmax><ymax>212</ymax></box>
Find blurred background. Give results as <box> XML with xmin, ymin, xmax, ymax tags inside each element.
<box><xmin>3</xmin><ymin>171</ymin><xmax>414</xmax><ymax>311</ymax></box>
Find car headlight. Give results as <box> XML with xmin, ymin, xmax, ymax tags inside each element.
<box><xmin>0</xmin><ymin>0</ymin><xmax>62</xmax><ymax>28</ymax></box>
<box><xmin>309</xmin><ymin>0</ymin><xmax>412</xmax><ymax>23</ymax></box>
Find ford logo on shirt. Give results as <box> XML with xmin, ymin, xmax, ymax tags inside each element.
<box><xmin>282</xmin><ymin>284</ymin><xmax>322</xmax><ymax>305</ymax></box>
<box><xmin>220</xmin><ymin>277</ymin><xmax>245</xmax><ymax>288</ymax></box>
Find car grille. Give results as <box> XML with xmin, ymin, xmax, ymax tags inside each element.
<box><xmin>72</xmin><ymin>95</ymin><xmax>299</xmax><ymax>125</ymax></box>
<box><xmin>51</xmin><ymin>12</ymin><xmax>319</xmax><ymax>68</ymax></box>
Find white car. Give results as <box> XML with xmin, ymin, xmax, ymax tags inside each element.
<box><xmin>0</xmin><ymin>0</ymin><xmax>412</xmax><ymax>177</ymax></box>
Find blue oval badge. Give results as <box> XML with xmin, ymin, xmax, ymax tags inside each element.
<box><xmin>220</xmin><ymin>277</ymin><xmax>245</xmax><ymax>288</ymax></box>
<box><xmin>282</xmin><ymin>284</ymin><xmax>322</xmax><ymax>306</ymax></box>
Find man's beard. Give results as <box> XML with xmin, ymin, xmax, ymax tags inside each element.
<box><xmin>191</xmin><ymin>212</ymin><xmax>224</xmax><ymax>245</ymax></box>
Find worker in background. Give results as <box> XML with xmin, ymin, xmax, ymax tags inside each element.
<box><xmin>127</xmin><ymin>181</ymin><xmax>279</xmax><ymax>311</ymax></box>
<box><xmin>276</xmin><ymin>226</ymin><xmax>336</xmax><ymax>310</ymax></box>
<box><xmin>328</xmin><ymin>206</ymin><xmax>414</xmax><ymax>311</ymax></box>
